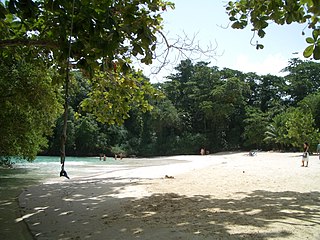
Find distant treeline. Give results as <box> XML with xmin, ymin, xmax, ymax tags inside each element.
<box><xmin>42</xmin><ymin>58</ymin><xmax>320</xmax><ymax>157</ymax></box>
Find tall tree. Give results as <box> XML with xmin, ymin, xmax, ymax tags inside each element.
<box><xmin>209</xmin><ymin>77</ymin><xmax>248</xmax><ymax>149</ymax></box>
<box><xmin>74</xmin><ymin>114</ymin><xmax>100</xmax><ymax>155</ymax></box>
<box><xmin>298</xmin><ymin>91</ymin><xmax>320</xmax><ymax>130</ymax></box>
<box><xmin>283</xmin><ymin>58</ymin><xmax>320</xmax><ymax>104</ymax></box>
<box><xmin>0</xmin><ymin>48</ymin><xmax>62</xmax><ymax>162</ymax></box>
<box><xmin>257</xmin><ymin>74</ymin><xmax>287</xmax><ymax>112</ymax></box>
<box><xmin>243</xmin><ymin>106</ymin><xmax>269</xmax><ymax>149</ymax></box>
<box><xmin>165</xmin><ymin>60</ymin><xmax>221</xmax><ymax>134</ymax></box>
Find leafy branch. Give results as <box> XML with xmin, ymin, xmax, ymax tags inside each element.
<box><xmin>225</xmin><ymin>0</ymin><xmax>320</xmax><ymax>59</ymax></box>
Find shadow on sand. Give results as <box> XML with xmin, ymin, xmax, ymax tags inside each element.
<box><xmin>0</xmin><ymin>168</ymin><xmax>40</xmax><ymax>240</ymax></box>
<box><xmin>19</xmin><ymin>177</ymin><xmax>320</xmax><ymax>240</ymax></box>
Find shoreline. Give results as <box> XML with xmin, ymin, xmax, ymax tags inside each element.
<box><xmin>9</xmin><ymin>152</ymin><xmax>320</xmax><ymax>239</ymax></box>
<box><xmin>1</xmin><ymin>155</ymin><xmax>196</xmax><ymax>240</ymax></box>
<box><xmin>17</xmin><ymin>154</ymin><xmax>224</xmax><ymax>239</ymax></box>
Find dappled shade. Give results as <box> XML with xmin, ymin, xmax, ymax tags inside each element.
<box><xmin>19</xmin><ymin>178</ymin><xmax>320</xmax><ymax>239</ymax></box>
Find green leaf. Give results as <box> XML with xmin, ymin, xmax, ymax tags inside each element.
<box><xmin>11</xmin><ymin>20</ymin><xmax>22</xmax><ymax>29</ymax></box>
<box><xmin>286</xmin><ymin>14</ymin><xmax>293</xmax><ymax>24</ymax></box>
<box><xmin>258</xmin><ymin>29</ymin><xmax>265</xmax><ymax>38</ymax></box>
<box><xmin>240</xmin><ymin>14</ymin><xmax>247</xmax><ymax>20</ymax></box>
<box><xmin>312</xmin><ymin>29</ymin><xmax>319</xmax><ymax>40</ymax></box>
<box><xmin>313</xmin><ymin>45</ymin><xmax>320</xmax><ymax>60</ymax></box>
<box><xmin>256</xmin><ymin>44</ymin><xmax>264</xmax><ymax>50</ymax></box>
<box><xmin>231</xmin><ymin>21</ymin><xmax>243</xmax><ymax>29</ymax></box>
<box><xmin>303</xmin><ymin>45</ymin><xmax>314</xmax><ymax>58</ymax></box>
<box><xmin>133</xmin><ymin>45</ymin><xmax>144</xmax><ymax>55</ymax></box>
<box><xmin>261</xmin><ymin>20</ymin><xmax>268</xmax><ymax>29</ymax></box>
<box><xmin>306</xmin><ymin>37</ymin><xmax>314</xmax><ymax>43</ymax></box>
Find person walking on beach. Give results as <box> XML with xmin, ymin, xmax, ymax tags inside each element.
<box><xmin>302</xmin><ymin>142</ymin><xmax>309</xmax><ymax>167</ymax></box>
<box><xmin>317</xmin><ymin>143</ymin><xmax>320</xmax><ymax>159</ymax></box>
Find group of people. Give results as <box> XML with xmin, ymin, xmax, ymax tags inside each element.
<box><xmin>99</xmin><ymin>153</ymin><xmax>124</xmax><ymax>161</ymax></box>
<box><xmin>301</xmin><ymin>142</ymin><xmax>320</xmax><ymax>167</ymax></box>
<box><xmin>200</xmin><ymin>148</ymin><xmax>210</xmax><ymax>155</ymax></box>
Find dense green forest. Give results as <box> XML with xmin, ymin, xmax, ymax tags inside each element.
<box><xmin>40</xmin><ymin>58</ymin><xmax>320</xmax><ymax>157</ymax></box>
<box><xmin>1</xmin><ymin>0</ymin><xmax>320</xmax><ymax>165</ymax></box>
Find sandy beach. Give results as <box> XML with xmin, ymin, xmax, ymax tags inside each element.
<box><xmin>18</xmin><ymin>152</ymin><xmax>320</xmax><ymax>239</ymax></box>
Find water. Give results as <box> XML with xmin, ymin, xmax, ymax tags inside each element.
<box><xmin>13</xmin><ymin>156</ymin><xmax>121</xmax><ymax>180</ymax></box>
<box><xmin>12</xmin><ymin>156</ymin><xmax>184</xmax><ymax>181</ymax></box>
<box><xmin>0</xmin><ymin>155</ymin><xmax>185</xmax><ymax>240</ymax></box>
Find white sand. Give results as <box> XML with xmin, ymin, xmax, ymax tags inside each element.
<box><xmin>18</xmin><ymin>152</ymin><xmax>320</xmax><ymax>239</ymax></box>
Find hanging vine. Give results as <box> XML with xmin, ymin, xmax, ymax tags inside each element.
<box><xmin>60</xmin><ymin>0</ymin><xmax>76</xmax><ymax>179</ymax></box>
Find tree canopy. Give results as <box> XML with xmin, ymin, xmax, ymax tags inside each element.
<box><xmin>9</xmin><ymin>58</ymin><xmax>318</xmax><ymax>160</ymax></box>
<box><xmin>226</xmin><ymin>0</ymin><xmax>320</xmax><ymax>59</ymax></box>
<box><xmin>0</xmin><ymin>0</ymin><xmax>174</xmax><ymax>163</ymax></box>
<box><xmin>51</xmin><ymin>58</ymin><xmax>320</xmax><ymax>155</ymax></box>
<box><xmin>0</xmin><ymin>48</ymin><xmax>62</xmax><ymax>161</ymax></box>
<box><xmin>0</xmin><ymin>0</ymin><xmax>175</xmax><ymax>124</ymax></box>
<box><xmin>0</xmin><ymin>0</ymin><xmax>174</xmax><ymax>71</ymax></box>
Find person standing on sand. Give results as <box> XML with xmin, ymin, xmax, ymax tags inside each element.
<box><xmin>317</xmin><ymin>143</ymin><xmax>320</xmax><ymax>159</ymax></box>
<box><xmin>302</xmin><ymin>142</ymin><xmax>309</xmax><ymax>167</ymax></box>
<box><xmin>200</xmin><ymin>148</ymin><xmax>205</xmax><ymax>155</ymax></box>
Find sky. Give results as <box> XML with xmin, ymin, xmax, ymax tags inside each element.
<box><xmin>142</xmin><ymin>0</ymin><xmax>314</xmax><ymax>82</ymax></box>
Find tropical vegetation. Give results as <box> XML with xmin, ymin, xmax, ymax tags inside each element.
<box><xmin>42</xmin><ymin>58</ymin><xmax>320</xmax><ymax>158</ymax></box>
<box><xmin>1</xmin><ymin>0</ymin><xmax>320</xmax><ymax>166</ymax></box>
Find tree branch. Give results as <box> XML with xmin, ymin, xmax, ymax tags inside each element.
<box><xmin>135</xmin><ymin>30</ymin><xmax>219</xmax><ymax>78</ymax></box>
<box><xmin>0</xmin><ymin>39</ymin><xmax>58</xmax><ymax>48</ymax></box>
